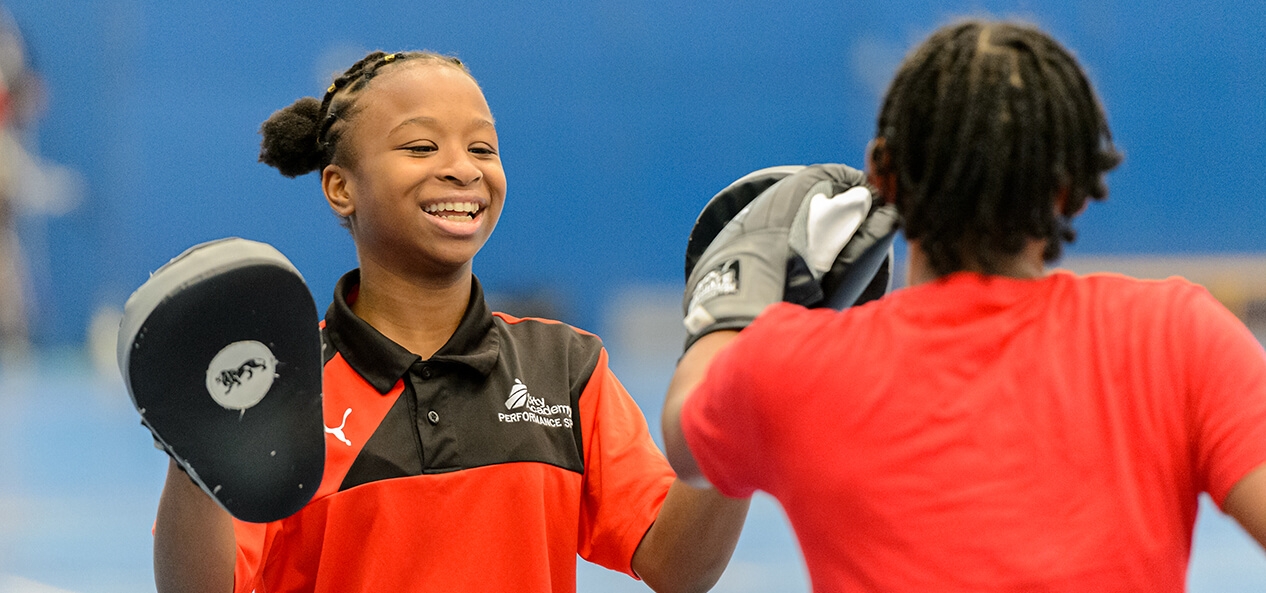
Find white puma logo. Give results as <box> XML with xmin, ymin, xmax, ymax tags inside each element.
<box><xmin>324</xmin><ymin>408</ymin><xmax>352</xmax><ymax>447</ymax></box>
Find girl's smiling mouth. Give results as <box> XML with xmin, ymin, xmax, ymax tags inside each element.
<box><xmin>423</xmin><ymin>201</ymin><xmax>483</xmax><ymax>222</ymax></box>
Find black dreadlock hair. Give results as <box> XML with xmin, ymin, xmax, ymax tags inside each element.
<box><xmin>258</xmin><ymin>50</ymin><xmax>470</xmax><ymax>178</ymax></box>
<box><xmin>875</xmin><ymin>20</ymin><xmax>1122</xmax><ymax>276</ymax></box>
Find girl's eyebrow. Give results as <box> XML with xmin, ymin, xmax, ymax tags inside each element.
<box><xmin>389</xmin><ymin>116</ymin><xmax>438</xmax><ymax>135</ymax></box>
<box><xmin>389</xmin><ymin>116</ymin><xmax>496</xmax><ymax>135</ymax></box>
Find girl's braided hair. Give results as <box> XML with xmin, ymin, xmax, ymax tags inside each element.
<box><xmin>258</xmin><ymin>50</ymin><xmax>470</xmax><ymax>178</ymax></box>
<box><xmin>877</xmin><ymin>20</ymin><xmax>1122</xmax><ymax>275</ymax></box>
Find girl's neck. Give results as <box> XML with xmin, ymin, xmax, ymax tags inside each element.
<box><xmin>906</xmin><ymin>238</ymin><xmax>1048</xmax><ymax>286</ymax></box>
<box><xmin>350</xmin><ymin>259</ymin><xmax>473</xmax><ymax>360</ymax></box>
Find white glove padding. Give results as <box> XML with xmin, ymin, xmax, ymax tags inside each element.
<box><xmin>682</xmin><ymin>163</ymin><xmax>872</xmax><ymax>350</ymax></box>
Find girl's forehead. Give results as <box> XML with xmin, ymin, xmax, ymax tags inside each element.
<box><xmin>362</xmin><ymin>64</ymin><xmax>489</xmax><ymax>113</ymax></box>
<box><xmin>350</xmin><ymin>65</ymin><xmax>495</xmax><ymax>135</ymax></box>
<box><xmin>369</xmin><ymin>62</ymin><xmax>480</xmax><ymax>95</ymax></box>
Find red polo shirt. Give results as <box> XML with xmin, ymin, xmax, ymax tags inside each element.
<box><xmin>232</xmin><ymin>271</ymin><xmax>675</xmax><ymax>592</ymax></box>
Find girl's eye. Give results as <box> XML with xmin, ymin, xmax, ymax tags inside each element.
<box><xmin>470</xmin><ymin>145</ymin><xmax>498</xmax><ymax>156</ymax></box>
<box><xmin>404</xmin><ymin>144</ymin><xmax>437</xmax><ymax>154</ymax></box>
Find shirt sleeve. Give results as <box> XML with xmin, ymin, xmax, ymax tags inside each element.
<box><xmin>679</xmin><ymin>304</ymin><xmax>799</xmax><ymax>499</ymax></box>
<box><xmin>577</xmin><ymin>347</ymin><xmax>677</xmax><ymax>577</ymax></box>
<box><xmin>1181</xmin><ymin>284</ymin><xmax>1266</xmax><ymax>506</ymax></box>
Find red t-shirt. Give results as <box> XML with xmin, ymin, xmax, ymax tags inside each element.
<box><xmin>682</xmin><ymin>271</ymin><xmax>1266</xmax><ymax>592</ymax></box>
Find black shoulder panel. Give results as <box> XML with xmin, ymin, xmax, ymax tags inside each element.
<box><xmin>335</xmin><ymin>317</ymin><xmax>602</xmax><ymax>492</ymax></box>
<box><xmin>477</xmin><ymin>317</ymin><xmax>601</xmax><ymax>473</ymax></box>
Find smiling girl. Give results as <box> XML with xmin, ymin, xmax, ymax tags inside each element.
<box><xmin>151</xmin><ymin>50</ymin><xmax>749</xmax><ymax>593</ymax></box>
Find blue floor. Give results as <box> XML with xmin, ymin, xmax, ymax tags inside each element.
<box><xmin>0</xmin><ymin>351</ymin><xmax>1263</xmax><ymax>593</ymax></box>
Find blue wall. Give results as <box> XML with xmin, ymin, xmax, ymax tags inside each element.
<box><xmin>8</xmin><ymin>0</ymin><xmax>1266</xmax><ymax>345</ymax></box>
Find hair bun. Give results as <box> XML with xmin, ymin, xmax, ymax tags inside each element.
<box><xmin>258</xmin><ymin>97</ymin><xmax>326</xmax><ymax>178</ymax></box>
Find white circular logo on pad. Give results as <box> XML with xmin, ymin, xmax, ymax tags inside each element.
<box><xmin>205</xmin><ymin>341</ymin><xmax>277</xmax><ymax>410</ymax></box>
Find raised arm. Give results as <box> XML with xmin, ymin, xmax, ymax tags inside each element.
<box><xmin>153</xmin><ymin>459</ymin><xmax>236</xmax><ymax>593</ymax></box>
<box><xmin>631</xmin><ymin>331</ymin><xmax>746</xmax><ymax>593</ymax></box>
<box><xmin>635</xmin><ymin>164</ymin><xmax>892</xmax><ymax>592</ymax></box>
<box><xmin>661</xmin><ymin>330</ymin><xmax>740</xmax><ymax>487</ymax></box>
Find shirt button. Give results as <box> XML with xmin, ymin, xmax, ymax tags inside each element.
<box><xmin>427</xmin><ymin>410</ymin><xmax>440</xmax><ymax>424</ymax></box>
<box><xmin>419</xmin><ymin>366</ymin><xmax>433</xmax><ymax>379</ymax></box>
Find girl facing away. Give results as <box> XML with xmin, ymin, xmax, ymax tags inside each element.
<box><xmin>665</xmin><ymin>19</ymin><xmax>1266</xmax><ymax>593</ymax></box>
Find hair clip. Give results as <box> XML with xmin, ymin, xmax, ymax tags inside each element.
<box><xmin>383</xmin><ymin>53</ymin><xmax>397</xmax><ymax>62</ymax></box>
<box><xmin>327</xmin><ymin>84</ymin><xmax>336</xmax><ymax>93</ymax></box>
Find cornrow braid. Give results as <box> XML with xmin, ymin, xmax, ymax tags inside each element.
<box><xmin>258</xmin><ymin>50</ymin><xmax>470</xmax><ymax>178</ymax></box>
<box><xmin>876</xmin><ymin>20</ymin><xmax>1122</xmax><ymax>276</ymax></box>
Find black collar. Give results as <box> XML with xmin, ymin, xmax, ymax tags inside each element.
<box><xmin>324</xmin><ymin>269</ymin><xmax>501</xmax><ymax>394</ymax></box>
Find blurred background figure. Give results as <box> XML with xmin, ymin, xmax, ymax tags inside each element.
<box><xmin>0</xmin><ymin>4</ymin><xmax>81</xmax><ymax>368</ymax></box>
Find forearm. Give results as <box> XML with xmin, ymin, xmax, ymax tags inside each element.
<box><xmin>631</xmin><ymin>479</ymin><xmax>751</xmax><ymax>593</ymax></box>
<box><xmin>662</xmin><ymin>330</ymin><xmax>740</xmax><ymax>485</ymax></box>
<box><xmin>637</xmin><ymin>330</ymin><xmax>747</xmax><ymax>593</ymax></box>
<box><xmin>154</xmin><ymin>459</ymin><xmax>236</xmax><ymax>593</ymax></box>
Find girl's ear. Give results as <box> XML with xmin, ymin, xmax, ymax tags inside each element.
<box><xmin>322</xmin><ymin>165</ymin><xmax>355</xmax><ymax>218</ymax></box>
<box><xmin>865</xmin><ymin>137</ymin><xmax>896</xmax><ymax>205</ymax></box>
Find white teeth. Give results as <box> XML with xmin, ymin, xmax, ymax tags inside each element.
<box><xmin>425</xmin><ymin>201</ymin><xmax>480</xmax><ymax>214</ymax></box>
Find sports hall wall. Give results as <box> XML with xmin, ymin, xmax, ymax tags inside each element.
<box><xmin>6</xmin><ymin>0</ymin><xmax>1265</xmax><ymax>349</ymax></box>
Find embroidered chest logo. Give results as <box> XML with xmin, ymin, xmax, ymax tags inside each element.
<box><xmin>499</xmin><ymin>378</ymin><xmax>572</xmax><ymax>429</ymax></box>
